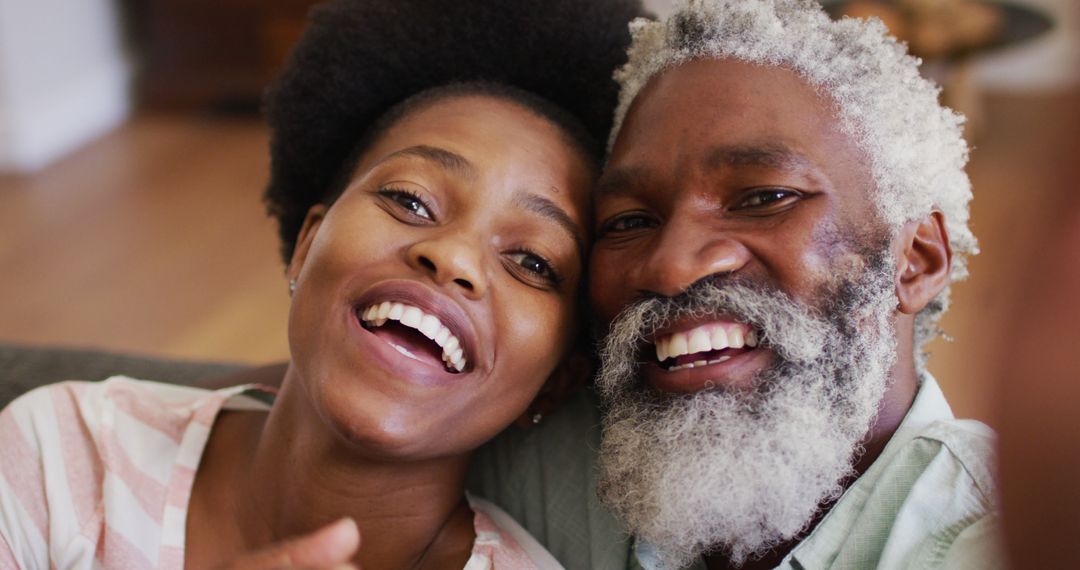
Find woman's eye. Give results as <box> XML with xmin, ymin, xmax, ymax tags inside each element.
<box><xmin>380</xmin><ymin>188</ymin><xmax>433</xmax><ymax>220</ymax></box>
<box><xmin>732</xmin><ymin>188</ymin><xmax>801</xmax><ymax>211</ymax></box>
<box><xmin>507</xmin><ymin>251</ymin><xmax>560</xmax><ymax>284</ymax></box>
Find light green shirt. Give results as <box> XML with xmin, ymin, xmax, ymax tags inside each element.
<box><xmin>468</xmin><ymin>376</ymin><xmax>1003</xmax><ymax>570</ymax></box>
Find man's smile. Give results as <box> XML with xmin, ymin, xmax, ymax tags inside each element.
<box><xmin>653</xmin><ymin>321</ymin><xmax>759</xmax><ymax>371</ymax></box>
<box><xmin>641</xmin><ymin>318</ymin><xmax>771</xmax><ymax>394</ymax></box>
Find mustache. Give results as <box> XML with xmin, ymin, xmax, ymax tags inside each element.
<box><xmin>623</xmin><ymin>275</ymin><xmax>793</xmax><ymax>327</ymax></box>
<box><xmin>600</xmin><ymin>274</ymin><xmax>830</xmax><ymax>365</ymax></box>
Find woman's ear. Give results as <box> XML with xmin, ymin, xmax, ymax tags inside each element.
<box><xmin>286</xmin><ymin>204</ymin><xmax>328</xmax><ymax>283</ymax></box>
<box><xmin>514</xmin><ymin>350</ymin><xmax>593</xmax><ymax>429</ymax></box>
<box><xmin>895</xmin><ymin>210</ymin><xmax>952</xmax><ymax>315</ymax></box>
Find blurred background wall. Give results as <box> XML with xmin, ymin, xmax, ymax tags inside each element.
<box><xmin>647</xmin><ymin>0</ymin><xmax>1080</xmax><ymax>90</ymax></box>
<box><xmin>0</xmin><ymin>0</ymin><xmax>1077</xmax><ymax>428</ymax></box>
<box><xmin>973</xmin><ymin>0</ymin><xmax>1079</xmax><ymax>89</ymax></box>
<box><xmin>0</xmin><ymin>0</ymin><xmax>132</xmax><ymax>171</ymax></box>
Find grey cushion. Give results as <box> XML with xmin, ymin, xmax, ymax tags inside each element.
<box><xmin>0</xmin><ymin>342</ymin><xmax>242</xmax><ymax>409</ymax></box>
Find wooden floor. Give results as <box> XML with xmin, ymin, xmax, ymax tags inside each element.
<box><xmin>1</xmin><ymin>90</ymin><xmax>1078</xmax><ymax>425</ymax></box>
<box><xmin>0</xmin><ymin>114</ymin><xmax>290</xmax><ymax>364</ymax></box>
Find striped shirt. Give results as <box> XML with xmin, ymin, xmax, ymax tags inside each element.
<box><xmin>0</xmin><ymin>377</ymin><xmax>561</xmax><ymax>569</ymax></box>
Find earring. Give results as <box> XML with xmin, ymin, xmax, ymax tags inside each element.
<box><xmin>288</xmin><ymin>279</ymin><xmax>297</xmax><ymax>295</ymax></box>
<box><xmin>532</xmin><ymin>412</ymin><xmax>543</xmax><ymax>425</ymax></box>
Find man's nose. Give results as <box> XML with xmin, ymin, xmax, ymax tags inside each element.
<box><xmin>406</xmin><ymin>234</ymin><xmax>488</xmax><ymax>299</ymax></box>
<box><xmin>638</xmin><ymin>220</ymin><xmax>750</xmax><ymax>297</ymax></box>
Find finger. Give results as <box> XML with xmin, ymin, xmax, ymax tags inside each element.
<box><xmin>221</xmin><ymin>517</ymin><xmax>360</xmax><ymax>569</ymax></box>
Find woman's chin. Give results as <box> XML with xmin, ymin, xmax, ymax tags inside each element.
<box><xmin>308</xmin><ymin>375</ymin><xmax>483</xmax><ymax>461</ymax></box>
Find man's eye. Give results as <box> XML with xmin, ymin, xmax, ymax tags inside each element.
<box><xmin>507</xmin><ymin>251</ymin><xmax>561</xmax><ymax>284</ymax></box>
<box><xmin>379</xmin><ymin>188</ymin><xmax>433</xmax><ymax>220</ymax></box>
<box><xmin>599</xmin><ymin>213</ymin><xmax>656</xmax><ymax>236</ymax></box>
<box><xmin>731</xmin><ymin>188</ymin><xmax>801</xmax><ymax>211</ymax></box>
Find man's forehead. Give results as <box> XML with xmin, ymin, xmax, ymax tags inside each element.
<box><xmin>598</xmin><ymin>142</ymin><xmax>818</xmax><ymax>197</ymax></box>
<box><xmin>613</xmin><ymin>59</ymin><xmax>840</xmax><ymax>151</ymax></box>
<box><xmin>603</xmin><ymin>58</ymin><xmax>867</xmax><ymax>189</ymax></box>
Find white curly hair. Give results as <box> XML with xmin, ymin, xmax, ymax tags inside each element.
<box><xmin>609</xmin><ymin>0</ymin><xmax>977</xmax><ymax>367</ymax></box>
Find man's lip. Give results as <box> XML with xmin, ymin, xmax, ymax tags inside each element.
<box><xmin>640</xmin><ymin>314</ymin><xmax>760</xmax><ymax>367</ymax></box>
<box><xmin>647</xmin><ymin>314</ymin><xmax>755</xmax><ymax>341</ymax></box>
<box><xmin>352</xmin><ymin>280</ymin><xmax>480</xmax><ymax>373</ymax></box>
<box><xmin>641</xmin><ymin>346</ymin><xmax>773</xmax><ymax>394</ymax></box>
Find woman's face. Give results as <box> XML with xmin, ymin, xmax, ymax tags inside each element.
<box><xmin>286</xmin><ymin>94</ymin><xmax>593</xmax><ymax>459</ymax></box>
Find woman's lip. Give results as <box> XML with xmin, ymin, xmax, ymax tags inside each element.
<box><xmin>351</xmin><ymin>280</ymin><xmax>481</xmax><ymax>373</ymax></box>
<box><xmin>641</xmin><ymin>347</ymin><xmax>773</xmax><ymax>394</ymax></box>
<box><xmin>348</xmin><ymin>311</ymin><xmax>470</xmax><ymax>386</ymax></box>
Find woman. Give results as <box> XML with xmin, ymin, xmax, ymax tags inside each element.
<box><xmin>0</xmin><ymin>0</ymin><xmax>646</xmax><ymax>567</ymax></box>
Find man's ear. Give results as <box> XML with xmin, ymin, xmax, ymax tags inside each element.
<box><xmin>895</xmin><ymin>210</ymin><xmax>952</xmax><ymax>315</ymax></box>
<box><xmin>514</xmin><ymin>350</ymin><xmax>593</xmax><ymax>429</ymax></box>
<box><xmin>286</xmin><ymin>204</ymin><xmax>328</xmax><ymax>283</ymax></box>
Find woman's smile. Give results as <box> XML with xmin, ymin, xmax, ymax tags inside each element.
<box><xmin>351</xmin><ymin>279</ymin><xmax>481</xmax><ymax>383</ymax></box>
<box><xmin>360</xmin><ymin>302</ymin><xmax>467</xmax><ymax>372</ymax></box>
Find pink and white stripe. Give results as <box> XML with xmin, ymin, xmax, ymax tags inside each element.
<box><xmin>0</xmin><ymin>378</ymin><xmax>248</xmax><ymax>569</ymax></box>
<box><xmin>0</xmin><ymin>377</ymin><xmax>561</xmax><ymax>569</ymax></box>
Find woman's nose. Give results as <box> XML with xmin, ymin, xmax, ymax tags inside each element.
<box><xmin>406</xmin><ymin>235</ymin><xmax>487</xmax><ymax>299</ymax></box>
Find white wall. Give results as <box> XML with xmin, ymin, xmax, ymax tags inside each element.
<box><xmin>0</xmin><ymin>0</ymin><xmax>132</xmax><ymax>172</ymax></box>
<box><xmin>641</xmin><ymin>0</ymin><xmax>1080</xmax><ymax>92</ymax></box>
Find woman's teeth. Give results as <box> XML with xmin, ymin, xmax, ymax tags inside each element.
<box><xmin>654</xmin><ymin>323</ymin><xmax>759</xmax><ymax>363</ymax></box>
<box><xmin>361</xmin><ymin>301</ymin><xmax>467</xmax><ymax>372</ymax></box>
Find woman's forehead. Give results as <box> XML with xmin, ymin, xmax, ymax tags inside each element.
<box><xmin>361</xmin><ymin>95</ymin><xmax>593</xmax><ymax>201</ymax></box>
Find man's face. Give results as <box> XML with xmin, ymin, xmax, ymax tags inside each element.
<box><xmin>592</xmin><ymin>57</ymin><xmax>882</xmax><ymax>381</ymax></box>
<box><xmin>590</xmin><ymin>58</ymin><xmax>902</xmax><ymax>567</ymax></box>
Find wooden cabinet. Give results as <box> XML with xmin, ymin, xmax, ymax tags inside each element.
<box><xmin>126</xmin><ymin>0</ymin><xmax>320</xmax><ymax>109</ymax></box>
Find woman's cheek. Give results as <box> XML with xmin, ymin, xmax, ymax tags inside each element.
<box><xmin>501</xmin><ymin>295</ymin><xmax>560</xmax><ymax>366</ymax></box>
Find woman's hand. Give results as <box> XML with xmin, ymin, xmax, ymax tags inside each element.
<box><xmin>215</xmin><ymin>517</ymin><xmax>361</xmax><ymax>570</ymax></box>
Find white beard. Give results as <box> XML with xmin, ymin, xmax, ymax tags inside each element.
<box><xmin>595</xmin><ymin>260</ymin><xmax>897</xmax><ymax>569</ymax></box>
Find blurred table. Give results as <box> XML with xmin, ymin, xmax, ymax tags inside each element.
<box><xmin>827</xmin><ymin>0</ymin><xmax>1054</xmax><ymax>138</ymax></box>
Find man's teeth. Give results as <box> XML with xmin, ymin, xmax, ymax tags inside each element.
<box><xmin>654</xmin><ymin>323</ymin><xmax>758</xmax><ymax>362</ymax></box>
<box><xmin>361</xmin><ymin>301</ymin><xmax>467</xmax><ymax>372</ymax></box>
<box><xmin>669</xmin><ymin>355</ymin><xmax>731</xmax><ymax>372</ymax></box>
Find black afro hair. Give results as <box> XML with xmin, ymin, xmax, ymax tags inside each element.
<box><xmin>263</xmin><ymin>0</ymin><xmax>649</xmax><ymax>264</ymax></box>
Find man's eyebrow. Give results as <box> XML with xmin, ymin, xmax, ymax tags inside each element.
<box><xmin>375</xmin><ymin>145</ymin><xmax>478</xmax><ymax>180</ymax></box>
<box><xmin>515</xmin><ymin>193</ymin><xmax>586</xmax><ymax>261</ymax></box>
<box><xmin>705</xmin><ymin>144</ymin><xmax>813</xmax><ymax>172</ymax></box>
<box><xmin>596</xmin><ymin>145</ymin><xmax>813</xmax><ymax>197</ymax></box>
<box><xmin>595</xmin><ymin>166</ymin><xmax>647</xmax><ymax>198</ymax></box>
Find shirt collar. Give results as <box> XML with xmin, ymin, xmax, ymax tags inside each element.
<box><xmin>785</xmin><ymin>374</ymin><xmax>954</xmax><ymax>568</ymax></box>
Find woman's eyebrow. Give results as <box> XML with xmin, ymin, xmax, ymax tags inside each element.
<box><xmin>515</xmin><ymin>192</ymin><xmax>585</xmax><ymax>262</ymax></box>
<box><xmin>375</xmin><ymin>145</ymin><xmax>478</xmax><ymax>180</ymax></box>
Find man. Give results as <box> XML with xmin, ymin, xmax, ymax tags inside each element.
<box><xmin>589</xmin><ymin>0</ymin><xmax>999</xmax><ymax>568</ymax></box>
<box><xmin>474</xmin><ymin>0</ymin><xmax>1000</xmax><ymax>569</ymax></box>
